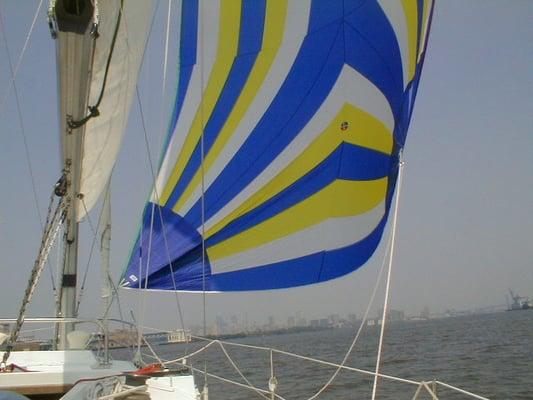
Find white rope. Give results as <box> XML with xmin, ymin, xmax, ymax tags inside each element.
<box><xmin>198</xmin><ymin>1</ymin><xmax>209</xmax><ymax>392</ymax></box>
<box><xmin>150</xmin><ymin>340</ymin><xmax>216</xmax><ymax>365</ymax></box>
<box><xmin>139</xmin><ymin>332</ymin><xmax>486</xmax><ymax>399</ymax></box>
<box><xmin>421</xmin><ymin>382</ymin><xmax>439</xmax><ymax>400</ymax></box>
<box><xmin>303</xmin><ymin>230</ymin><xmax>394</xmax><ymax>399</ymax></box>
<box><xmin>0</xmin><ymin>0</ymin><xmax>43</xmax><ymax>116</ymax></box>
<box><xmin>161</xmin><ymin>0</ymin><xmax>172</xmax><ymax>120</ymax></box>
<box><xmin>139</xmin><ymin>345</ymin><xmax>283</xmax><ymax>399</ymax></box>
<box><xmin>371</xmin><ymin>153</ymin><xmax>405</xmax><ymax>400</ymax></box>
<box><xmin>187</xmin><ymin>364</ymin><xmax>287</xmax><ymax>400</ymax></box>
<box><xmin>185</xmin><ymin>335</ymin><xmax>420</xmax><ymax>387</ymax></box>
<box><xmin>76</xmin><ymin>197</ymin><xmax>105</xmax><ymax>316</ymax></box>
<box><xmin>435</xmin><ymin>381</ymin><xmax>490</xmax><ymax>400</ymax></box>
<box><xmin>180</xmin><ymin>225</ymin><xmax>393</xmax><ymax>400</ymax></box>
<box><xmin>199</xmin><ymin>0</ymin><xmax>207</xmax><ymax>338</ymax></box>
<box><xmin>123</xmin><ymin>1</ymin><xmax>188</xmax><ymax>354</ymax></box>
<box><xmin>135</xmin><ymin>86</ymin><xmax>187</xmax><ymax>338</ymax></box>
<box><xmin>215</xmin><ymin>341</ymin><xmax>271</xmax><ymax>400</ymax></box>
<box><xmin>141</xmin><ymin>335</ymin><xmax>165</xmax><ymax>366</ymax></box>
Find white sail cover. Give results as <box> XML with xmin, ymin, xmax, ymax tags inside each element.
<box><xmin>73</xmin><ymin>0</ymin><xmax>154</xmax><ymax>220</ymax></box>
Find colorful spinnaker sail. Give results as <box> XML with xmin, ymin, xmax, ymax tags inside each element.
<box><xmin>121</xmin><ymin>0</ymin><xmax>434</xmax><ymax>291</ymax></box>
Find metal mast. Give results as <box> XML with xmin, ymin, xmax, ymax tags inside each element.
<box><xmin>50</xmin><ymin>0</ymin><xmax>97</xmax><ymax>349</ymax></box>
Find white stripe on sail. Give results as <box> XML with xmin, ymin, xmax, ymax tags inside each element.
<box><xmin>152</xmin><ymin>0</ymin><xmax>221</xmax><ymax>202</ymax></box>
<box><xmin>209</xmin><ymin>201</ymin><xmax>386</xmax><ymax>274</ymax></box>
<box><xmin>202</xmin><ymin>65</ymin><xmax>394</xmax><ymax>233</ymax></box>
<box><xmin>377</xmin><ymin>0</ymin><xmax>409</xmax><ymax>89</ymax></box>
<box><xmin>176</xmin><ymin>0</ymin><xmax>312</xmax><ymax>215</ymax></box>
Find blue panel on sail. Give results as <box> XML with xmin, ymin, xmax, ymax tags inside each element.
<box><xmin>121</xmin><ymin>203</ymin><xmax>210</xmax><ymax>289</ymax></box>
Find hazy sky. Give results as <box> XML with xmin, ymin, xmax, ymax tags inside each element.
<box><xmin>0</xmin><ymin>1</ymin><xmax>531</xmax><ymax>332</ymax></box>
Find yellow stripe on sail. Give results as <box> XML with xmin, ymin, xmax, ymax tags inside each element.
<box><xmin>205</xmin><ymin>103</ymin><xmax>392</xmax><ymax>239</ymax></box>
<box><xmin>160</xmin><ymin>0</ymin><xmax>242</xmax><ymax>205</ymax></box>
<box><xmin>172</xmin><ymin>1</ymin><xmax>289</xmax><ymax>213</ymax></box>
<box><xmin>207</xmin><ymin>177</ymin><xmax>388</xmax><ymax>262</ymax></box>
<box><xmin>401</xmin><ymin>0</ymin><xmax>418</xmax><ymax>82</ymax></box>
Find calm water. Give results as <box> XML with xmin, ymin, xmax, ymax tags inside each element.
<box><xmin>116</xmin><ymin>311</ymin><xmax>532</xmax><ymax>399</ymax></box>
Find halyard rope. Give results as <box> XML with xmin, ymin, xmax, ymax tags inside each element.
<box><xmin>371</xmin><ymin>152</ymin><xmax>405</xmax><ymax>400</ymax></box>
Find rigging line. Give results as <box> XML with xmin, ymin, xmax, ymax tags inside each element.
<box><xmin>198</xmin><ymin>1</ymin><xmax>210</xmax><ymax>390</ymax></box>
<box><xmin>122</xmin><ymin>1</ymin><xmax>190</xmax><ymax>351</ymax></box>
<box><xmin>54</xmin><ymin>223</ymin><xmax>68</xmax><ymax>346</ymax></box>
<box><xmin>43</xmin><ymin>190</ymin><xmax>59</xmax><ymax>294</ymax></box>
<box><xmin>2</xmin><ymin>196</ymin><xmax>65</xmax><ymax>365</ymax></box>
<box><xmin>117</xmin><ymin>0</ymin><xmax>185</xmax><ymax>349</ymax></box>
<box><xmin>116</xmin><ymin>5</ymin><xmax>164</xmax><ymax>354</ymax></box>
<box><xmin>372</xmin><ymin>153</ymin><xmax>405</xmax><ymax>400</ymax></box>
<box><xmin>75</xmin><ymin>196</ymin><xmax>106</xmax><ymax>316</ymax></box>
<box><xmin>140</xmin><ymin>0</ymin><xmax>174</xmax><ymax>326</ymax></box>
<box><xmin>187</xmin><ymin>365</ymin><xmax>288</xmax><ymax>400</ymax></box>
<box><xmin>158</xmin><ymin>0</ymin><xmax>172</xmax><ymax>148</ymax></box>
<box><xmin>179</xmin><ymin>228</ymin><xmax>393</xmax><ymax>400</ymax></box>
<box><xmin>142</xmin><ymin>345</ymin><xmax>286</xmax><ymax>400</ymax></box>
<box><xmin>54</xmin><ymin>224</ymin><xmax>63</xmax><ymax>314</ymax></box>
<box><xmin>0</xmin><ymin>0</ymin><xmax>43</xmax><ymax>117</ymax></box>
<box><xmin>136</xmin><ymin>222</ymin><xmax>144</xmax><ymax>355</ymax></box>
<box><xmin>0</xmin><ymin>6</ymin><xmax>57</xmax><ymax>291</ymax></box>
<box><xmin>138</xmin><ymin>201</ymin><xmax>156</xmax><ymax>356</ymax></box>
<box><xmin>171</xmin><ymin>336</ymin><xmax>421</xmax><ymax>387</ymax></box>
<box><xmin>106</xmin><ymin>276</ymin><xmax>135</xmax><ymax>361</ymax></box>
<box><xmin>141</xmin><ymin>335</ymin><xmax>165</xmax><ymax>366</ymax></box>
<box><xmin>304</xmin><ymin>222</ymin><xmax>394</xmax><ymax>400</ymax></box>
<box><xmin>199</xmin><ymin>0</ymin><xmax>207</xmax><ymax>383</ymax></box>
<box><xmin>216</xmin><ymin>341</ymin><xmax>270</xmax><ymax>400</ymax></box>
<box><xmin>135</xmin><ymin>87</ymin><xmax>187</xmax><ymax>334</ymax></box>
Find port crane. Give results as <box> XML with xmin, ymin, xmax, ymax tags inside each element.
<box><xmin>507</xmin><ymin>290</ymin><xmax>531</xmax><ymax>310</ymax></box>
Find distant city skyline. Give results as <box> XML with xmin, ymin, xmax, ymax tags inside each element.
<box><xmin>0</xmin><ymin>1</ymin><xmax>531</xmax><ymax>334</ymax></box>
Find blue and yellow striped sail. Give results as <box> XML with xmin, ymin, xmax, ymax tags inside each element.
<box><xmin>120</xmin><ymin>0</ymin><xmax>434</xmax><ymax>291</ymax></box>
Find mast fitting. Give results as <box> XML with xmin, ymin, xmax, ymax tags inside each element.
<box><xmin>54</xmin><ymin>174</ymin><xmax>67</xmax><ymax>197</ymax></box>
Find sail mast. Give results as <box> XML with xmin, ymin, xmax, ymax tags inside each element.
<box><xmin>51</xmin><ymin>0</ymin><xmax>97</xmax><ymax>349</ymax></box>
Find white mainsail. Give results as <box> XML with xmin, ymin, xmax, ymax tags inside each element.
<box><xmin>57</xmin><ymin>0</ymin><xmax>155</xmax><ymax>220</ymax></box>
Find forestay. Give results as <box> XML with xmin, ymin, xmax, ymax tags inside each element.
<box><xmin>121</xmin><ymin>0</ymin><xmax>434</xmax><ymax>291</ymax></box>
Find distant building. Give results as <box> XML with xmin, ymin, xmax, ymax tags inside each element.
<box><xmin>265</xmin><ymin>316</ymin><xmax>275</xmax><ymax>330</ymax></box>
<box><xmin>167</xmin><ymin>329</ymin><xmax>191</xmax><ymax>343</ymax></box>
<box><xmin>287</xmin><ymin>316</ymin><xmax>295</xmax><ymax>328</ymax></box>
<box><xmin>377</xmin><ymin>308</ymin><xmax>405</xmax><ymax>322</ymax></box>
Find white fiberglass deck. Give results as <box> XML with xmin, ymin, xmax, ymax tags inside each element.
<box><xmin>0</xmin><ymin>350</ymin><xmax>135</xmax><ymax>395</ymax></box>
